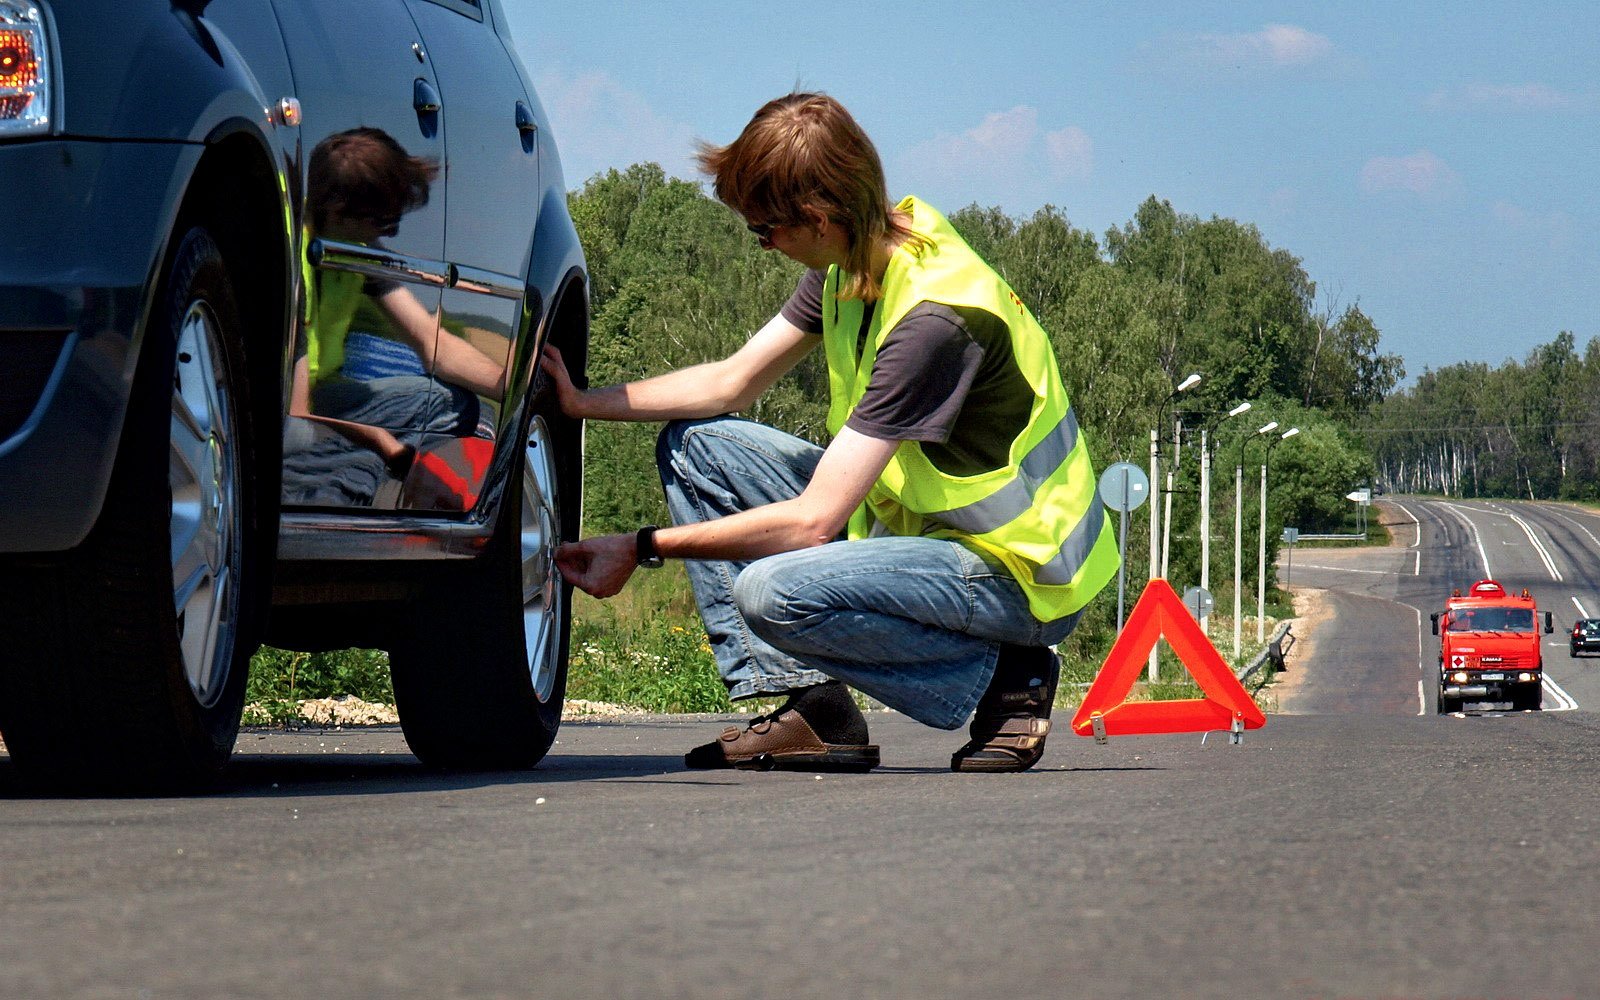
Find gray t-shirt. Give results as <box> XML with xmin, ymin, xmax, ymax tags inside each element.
<box><xmin>781</xmin><ymin>269</ymin><xmax>1033</xmax><ymax>477</ymax></box>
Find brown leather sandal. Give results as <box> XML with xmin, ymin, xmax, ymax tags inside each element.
<box><xmin>950</xmin><ymin>651</ymin><xmax>1059</xmax><ymax>773</ymax></box>
<box><xmin>685</xmin><ymin>709</ymin><xmax>880</xmax><ymax>772</ymax></box>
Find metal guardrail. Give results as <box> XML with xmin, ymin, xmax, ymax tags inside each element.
<box><xmin>1238</xmin><ymin>620</ymin><xmax>1294</xmax><ymax>687</ymax></box>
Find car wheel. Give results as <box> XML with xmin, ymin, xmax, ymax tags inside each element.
<box><xmin>388</xmin><ymin>387</ymin><xmax>576</xmax><ymax>769</ymax></box>
<box><xmin>0</xmin><ymin>228</ymin><xmax>261</xmax><ymax>788</ymax></box>
<box><xmin>1514</xmin><ymin>684</ymin><xmax>1542</xmax><ymax>712</ymax></box>
<box><xmin>1437</xmin><ymin>688</ymin><xmax>1458</xmax><ymax>715</ymax></box>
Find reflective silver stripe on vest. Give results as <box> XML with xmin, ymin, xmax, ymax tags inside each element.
<box><xmin>925</xmin><ymin>408</ymin><xmax>1080</xmax><ymax>535</ymax></box>
<box><xmin>1033</xmin><ymin>498</ymin><xmax>1105</xmax><ymax>585</ymax></box>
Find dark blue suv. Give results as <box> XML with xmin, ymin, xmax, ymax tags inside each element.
<box><xmin>0</xmin><ymin>0</ymin><xmax>589</xmax><ymax>786</ymax></box>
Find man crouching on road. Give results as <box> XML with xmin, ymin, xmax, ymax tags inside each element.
<box><xmin>541</xmin><ymin>92</ymin><xmax>1118</xmax><ymax>773</ymax></box>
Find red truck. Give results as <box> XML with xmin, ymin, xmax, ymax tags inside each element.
<box><xmin>1431</xmin><ymin>579</ymin><xmax>1553</xmax><ymax>713</ymax></box>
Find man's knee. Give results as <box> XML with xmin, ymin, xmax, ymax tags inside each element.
<box><xmin>731</xmin><ymin>557</ymin><xmax>798</xmax><ymax>641</ymax></box>
<box><xmin>655</xmin><ymin>416</ymin><xmax>734</xmax><ymax>480</ymax></box>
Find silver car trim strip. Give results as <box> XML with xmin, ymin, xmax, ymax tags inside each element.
<box><xmin>277</xmin><ymin>511</ymin><xmax>494</xmax><ymax>561</ymax></box>
<box><xmin>309</xmin><ymin>238</ymin><xmax>451</xmax><ymax>287</ymax></box>
<box><xmin>450</xmin><ymin>263</ymin><xmax>525</xmax><ymax>300</ymax></box>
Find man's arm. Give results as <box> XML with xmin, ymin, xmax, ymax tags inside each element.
<box><xmin>539</xmin><ymin>312</ymin><xmax>817</xmax><ymax>423</ymax></box>
<box><xmin>375</xmin><ymin>285</ymin><xmax>507</xmax><ymax>399</ymax></box>
<box><xmin>555</xmin><ymin>427</ymin><xmax>899</xmax><ymax>598</ymax></box>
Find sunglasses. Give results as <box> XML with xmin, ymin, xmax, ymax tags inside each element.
<box><xmin>746</xmin><ymin>220</ymin><xmax>791</xmax><ymax>241</ymax></box>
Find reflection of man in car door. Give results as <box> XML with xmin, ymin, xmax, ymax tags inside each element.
<box><xmin>283</xmin><ymin>127</ymin><xmax>506</xmax><ymax>507</ymax></box>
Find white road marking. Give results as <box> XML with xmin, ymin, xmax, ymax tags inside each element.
<box><xmin>1504</xmin><ymin>509</ymin><xmax>1563</xmax><ymax>581</ymax></box>
<box><xmin>1573</xmin><ymin>597</ymin><xmax>1590</xmax><ymax>618</ymax></box>
<box><xmin>1539</xmin><ymin>503</ymin><xmax>1600</xmax><ymax>554</ymax></box>
<box><xmin>1293</xmin><ymin>563</ymin><xmax>1394</xmax><ymax>575</ymax></box>
<box><xmin>1544</xmin><ymin>674</ymin><xmax>1579</xmax><ymax>712</ymax></box>
<box><xmin>1388</xmin><ymin>500</ymin><xmax>1422</xmax><ymax>549</ymax></box>
<box><xmin>1436</xmin><ymin>501</ymin><xmax>1491</xmax><ymax>578</ymax></box>
<box><xmin>1414</xmin><ymin>602</ymin><xmax>1427</xmax><ymax>717</ymax></box>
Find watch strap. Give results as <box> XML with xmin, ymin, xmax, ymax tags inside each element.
<box><xmin>635</xmin><ymin>525</ymin><xmax>664</xmax><ymax>567</ymax></box>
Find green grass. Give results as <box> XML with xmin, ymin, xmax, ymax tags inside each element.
<box><xmin>244</xmin><ymin>566</ymin><xmax>1286</xmax><ymax>722</ymax></box>
<box><xmin>564</xmin><ymin>562</ymin><xmax>738</xmax><ymax>713</ymax></box>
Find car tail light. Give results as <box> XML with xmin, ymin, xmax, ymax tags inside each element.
<box><xmin>0</xmin><ymin>1</ymin><xmax>50</xmax><ymax>137</ymax></box>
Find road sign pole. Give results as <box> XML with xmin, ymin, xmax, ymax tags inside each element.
<box><xmin>1097</xmin><ymin>462</ymin><xmax>1148</xmax><ymax>634</ymax></box>
<box><xmin>1257</xmin><ymin>462</ymin><xmax>1268</xmax><ymax>644</ymax></box>
<box><xmin>1233</xmin><ymin>462</ymin><xmax>1243</xmax><ymax>659</ymax></box>
<box><xmin>1161</xmin><ymin>471</ymin><xmax>1174</xmax><ymax>579</ymax></box>
<box><xmin>1149</xmin><ymin>429</ymin><xmax>1159</xmax><ymax>682</ymax></box>
<box><xmin>1117</xmin><ymin>467</ymin><xmax>1129</xmax><ymax>630</ymax></box>
<box><xmin>1200</xmin><ymin>428</ymin><xmax>1211</xmax><ymax>634</ymax></box>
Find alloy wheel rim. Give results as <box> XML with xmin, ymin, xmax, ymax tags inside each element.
<box><xmin>520</xmin><ymin>415</ymin><xmax>563</xmax><ymax>702</ymax></box>
<box><xmin>169</xmin><ymin>299</ymin><xmax>242</xmax><ymax>708</ymax></box>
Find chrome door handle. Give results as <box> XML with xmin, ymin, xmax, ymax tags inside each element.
<box><xmin>515</xmin><ymin>101</ymin><xmax>538</xmax><ymax>135</ymax></box>
<box><xmin>414</xmin><ymin>78</ymin><xmax>442</xmax><ymax>113</ymax></box>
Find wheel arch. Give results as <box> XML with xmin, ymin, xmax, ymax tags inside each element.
<box><xmin>168</xmin><ymin>121</ymin><xmax>292</xmax><ymax>529</ymax></box>
<box><xmin>477</xmin><ymin>194</ymin><xmax>589</xmax><ymax>537</ymax></box>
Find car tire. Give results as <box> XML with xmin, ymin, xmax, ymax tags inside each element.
<box><xmin>1514</xmin><ymin>684</ymin><xmax>1542</xmax><ymax>712</ymax></box>
<box><xmin>1437</xmin><ymin>688</ymin><xmax>1458</xmax><ymax>715</ymax></box>
<box><xmin>388</xmin><ymin>384</ymin><xmax>576</xmax><ymax>769</ymax></box>
<box><xmin>0</xmin><ymin>228</ymin><xmax>262</xmax><ymax>789</ymax></box>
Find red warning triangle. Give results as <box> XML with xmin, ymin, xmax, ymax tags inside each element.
<box><xmin>1070</xmin><ymin>578</ymin><xmax>1267</xmax><ymax>737</ymax></box>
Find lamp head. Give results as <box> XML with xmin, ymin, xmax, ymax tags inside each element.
<box><xmin>1228</xmin><ymin>401</ymin><xmax>1252</xmax><ymax>417</ymax></box>
<box><xmin>1177</xmin><ymin>373</ymin><xmax>1203</xmax><ymax>393</ymax></box>
<box><xmin>1281</xmin><ymin>427</ymin><xmax>1301</xmax><ymax>440</ymax></box>
<box><xmin>1257</xmin><ymin>421</ymin><xmax>1279</xmax><ymax>435</ymax></box>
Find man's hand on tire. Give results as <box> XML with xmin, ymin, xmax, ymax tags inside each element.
<box><xmin>555</xmin><ymin>534</ymin><xmax>638</xmax><ymax>598</ymax></box>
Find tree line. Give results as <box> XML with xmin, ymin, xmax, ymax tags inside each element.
<box><xmin>566</xmin><ymin>164</ymin><xmax>1402</xmax><ymax>635</ymax></box>
<box><xmin>1370</xmin><ymin>331</ymin><xmax>1600</xmax><ymax>500</ymax></box>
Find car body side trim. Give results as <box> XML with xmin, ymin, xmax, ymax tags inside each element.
<box><xmin>449</xmin><ymin>262</ymin><xmax>523</xmax><ymax>299</ymax></box>
<box><xmin>309</xmin><ymin>237</ymin><xmax>451</xmax><ymax>288</ymax></box>
<box><xmin>277</xmin><ymin>510</ymin><xmax>493</xmax><ymax>561</ymax></box>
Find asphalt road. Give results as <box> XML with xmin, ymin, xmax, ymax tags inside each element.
<box><xmin>1286</xmin><ymin>497</ymin><xmax>1600</xmax><ymax>715</ymax></box>
<box><xmin>4</xmin><ymin>497</ymin><xmax>1600</xmax><ymax>999</ymax></box>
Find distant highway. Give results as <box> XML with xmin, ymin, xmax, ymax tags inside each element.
<box><xmin>1282</xmin><ymin>496</ymin><xmax>1600</xmax><ymax>715</ymax></box>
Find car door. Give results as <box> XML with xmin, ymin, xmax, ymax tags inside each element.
<box><xmin>397</xmin><ymin>0</ymin><xmax>542</xmax><ymax>512</ymax></box>
<box><xmin>272</xmin><ymin>0</ymin><xmax>450</xmax><ymax>512</ymax></box>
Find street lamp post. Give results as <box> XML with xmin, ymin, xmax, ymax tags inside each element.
<box><xmin>1199</xmin><ymin>402</ymin><xmax>1251</xmax><ymax>634</ymax></box>
<box><xmin>1257</xmin><ymin>426</ymin><xmax>1300</xmax><ymax>643</ymax></box>
<box><xmin>1149</xmin><ymin>373</ymin><xmax>1201</xmax><ymax>681</ymax></box>
<box><xmin>1234</xmin><ymin>421</ymin><xmax>1277</xmax><ymax>658</ymax></box>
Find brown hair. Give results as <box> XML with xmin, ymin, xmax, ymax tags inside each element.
<box><xmin>696</xmin><ymin>92</ymin><xmax>912</xmax><ymax>301</ymax></box>
<box><xmin>307</xmin><ymin>126</ymin><xmax>439</xmax><ymax>234</ymax></box>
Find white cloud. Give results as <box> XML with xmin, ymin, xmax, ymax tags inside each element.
<box><xmin>1425</xmin><ymin>82</ymin><xmax>1584</xmax><ymax>112</ymax></box>
<box><xmin>533</xmin><ymin>68</ymin><xmax>700</xmax><ymax>186</ymax></box>
<box><xmin>903</xmin><ymin>106</ymin><xmax>1093</xmax><ymax>196</ymax></box>
<box><xmin>1359</xmin><ymin>150</ymin><xmax>1461</xmax><ymax>199</ymax></box>
<box><xmin>1160</xmin><ymin>23</ymin><xmax>1337</xmax><ymax>72</ymax></box>
<box><xmin>1044</xmin><ymin>126</ymin><xmax>1094</xmax><ymax>181</ymax></box>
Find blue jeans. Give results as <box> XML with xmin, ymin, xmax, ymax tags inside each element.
<box><xmin>657</xmin><ymin>417</ymin><xmax>1081</xmax><ymax>731</ymax></box>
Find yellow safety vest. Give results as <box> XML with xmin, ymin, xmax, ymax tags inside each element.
<box><xmin>822</xmin><ymin>196</ymin><xmax>1119</xmax><ymax>621</ymax></box>
<box><xmin>300</xmin><ymin>231</ymin><xmax>364</xmax><ymax>389</ymax></box>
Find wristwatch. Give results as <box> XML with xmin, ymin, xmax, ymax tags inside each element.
<box><xmin>635</xmin><ymin>525</ymin><xmax>664</xmax><ymax>568</ymax></box>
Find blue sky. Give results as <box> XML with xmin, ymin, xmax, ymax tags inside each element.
<box><xmin>500</xmin><ymin>1</ymin><xmax>1597</xmax><ymax>384</ymax></box>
